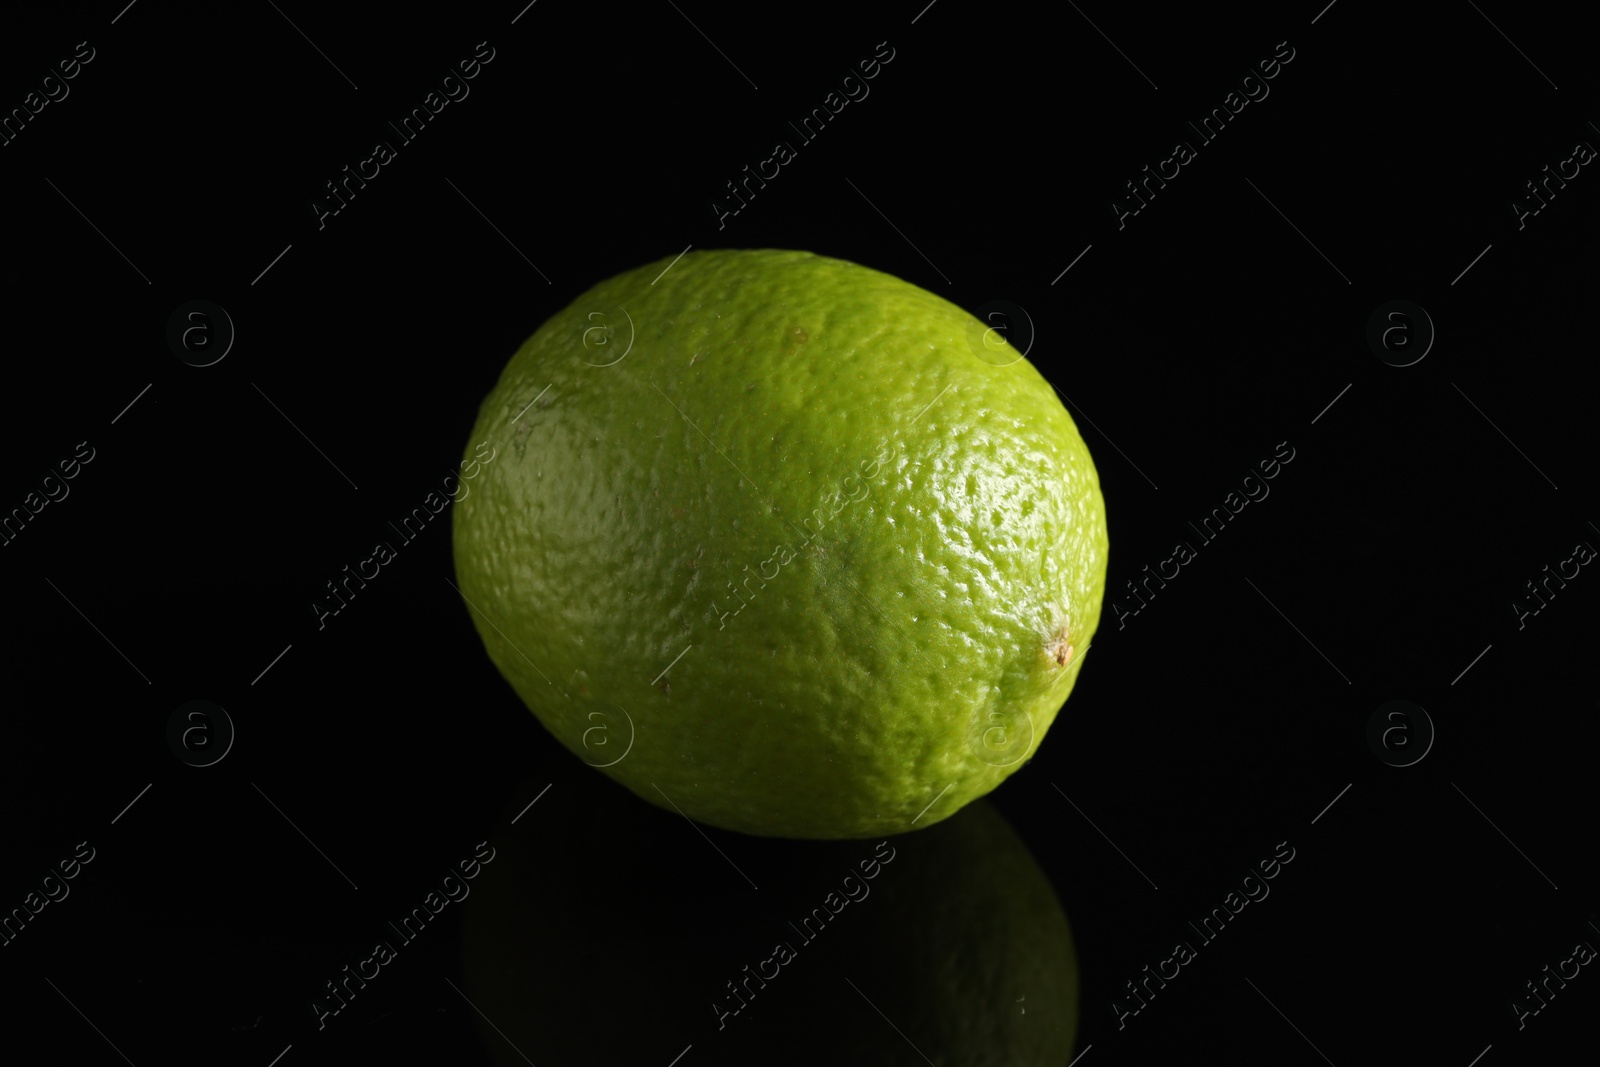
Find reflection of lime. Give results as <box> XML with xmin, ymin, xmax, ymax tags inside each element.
<box><xmin>453</xmin><ymin>249</ymin><xmax>1108</xmax><ymax>838</ymax></box>
<box><xmin>460</xmin><ymin>778</ymin><xmax>1078</xmax><ymax>1066</ymax></box>
<box><xmin>828</xmin><ymin>799</ymin><xmax>1081</xmax><ymax>1065</ymax></box>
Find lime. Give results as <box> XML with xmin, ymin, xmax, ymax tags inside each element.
<box><xmin>452</xmin><ymin>249</ymin><xmax>1108</xmax><ymax>838</ymax></box>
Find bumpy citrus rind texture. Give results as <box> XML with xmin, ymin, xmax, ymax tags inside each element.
<box><xmin>452</xmin><ymin>249</ymin><xmax>1108</xmax><ymax>838</ymax></box>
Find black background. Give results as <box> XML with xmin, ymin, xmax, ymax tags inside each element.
<box><xmin>1</xmin><ymin>1</ymin><xmax>1597</xmax><ymax>1064</ymax></box>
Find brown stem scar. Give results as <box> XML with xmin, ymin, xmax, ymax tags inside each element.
<box><xmin>1049</xmin><ymin>626</ymin><xmax>1073</xmax><ymax>667</ymax></box>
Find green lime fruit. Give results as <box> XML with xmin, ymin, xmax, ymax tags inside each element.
<box><xmin>453</xmin><ymin>249</ymin><xmax>1108</xmax><ymax>838</ymax></box>
<box><xmin>460</xmin><ymin>774</ymin><xmax>1080</xmax><ymax>1066</ymax></box>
